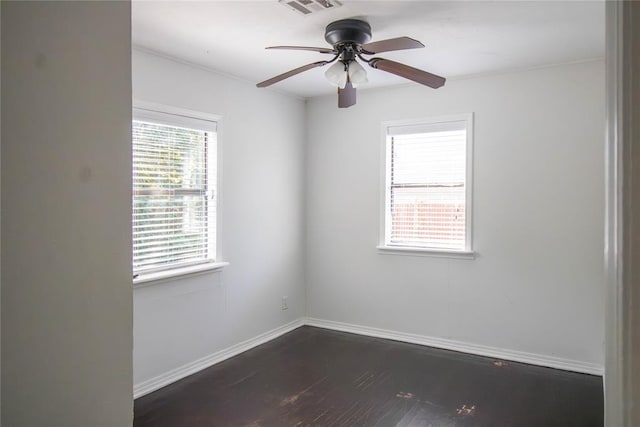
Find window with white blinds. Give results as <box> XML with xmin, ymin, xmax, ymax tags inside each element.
<box><xmin>132</xmin><ymin>108</ymin><xmax>218</xmax><ymax>275</ymax></box>
<box><xmin>382</xmin><ymin>115</ymin><xmax>473</xmax><ymax>252</ymax></box>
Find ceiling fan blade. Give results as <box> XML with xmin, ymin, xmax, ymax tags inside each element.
<box><xmin>338</xmin><ymin>81</ymin><xmax>356</xmax><ymax>108</ymax></box>
<box><xmin>361</xmin><ymin>37</ymin><xmax>424</xmax><ymax>54</ymax></box>
<box><xmin>369</xmin><ymin>58</ymin><xmax>445</xmax><ymax>89</ymax></box>
<box><xmin>266</xmin><ymin>46</ymin><xmax>336</xmax><ymax>54</ymax></box>
<box><xmin>257</xmin><ymin>61</ymin><xmax>329</xmax><ymax>88</ymax></box>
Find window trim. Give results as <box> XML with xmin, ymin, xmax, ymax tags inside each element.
<box><xmin>132</xmin><ymin>100</ymin><xmax>226</xmax><ymax>283</ymax></box>
<box><xmin>133</xmin><ymin>261</ymin><xmax>229</xmax><ymax>287</ymax></box>
<box><xmin>378</xmin><ymin>113</ymin><xmax>475</xmax><ymax>257</ymax></box>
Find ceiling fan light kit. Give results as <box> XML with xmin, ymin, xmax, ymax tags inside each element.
<box><xmin>324</xmin><ymin>61</ymin><xmax>349</xmax><ymax>88</ymax></box>
<box><xmin>257</xmin><ymin>18</ymin><xmax>446</xmax><ymax>108</ymax></box>
<box><xmin>348</xmin><ymin>60</ymin><xmax>368</xmax><ymax>87</ymax></box>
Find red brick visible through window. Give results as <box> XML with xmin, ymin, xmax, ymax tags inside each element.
<box><xmin>391</xmin><ymin>202</ymin><xmax>465</xmax><ymax>245</ymax></box>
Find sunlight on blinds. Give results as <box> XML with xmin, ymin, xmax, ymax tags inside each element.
<box><xmin>132</xmin><ymin>120</ymin><xmax>216</xmax><ymax>273</ymax></box>
<box><xmin>388</xmin><ymin>127</ymin><xmax>467</xmax><ymax>250</ymax></box>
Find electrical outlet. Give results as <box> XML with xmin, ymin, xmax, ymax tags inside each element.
<box><xmin>281</xmin><ymin>296</ymin><xmax>288</xmax><ymax>310</ymax></box>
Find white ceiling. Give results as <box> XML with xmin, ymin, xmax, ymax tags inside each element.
<box><xmin>132</xmin><ymin>1</ymin><xmax>605</xmax><ymax>98</ymax></box>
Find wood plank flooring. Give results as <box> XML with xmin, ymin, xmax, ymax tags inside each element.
<box><xmin>134</xmin><ymin>326</ymin><xmax>603</xmax><ymax>426</ymax></box>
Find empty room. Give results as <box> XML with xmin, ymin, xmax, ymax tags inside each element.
<box><xmin>2</xmin><ymin>1</ymin><xmax>639</xmax><ymax>426</ymax></box>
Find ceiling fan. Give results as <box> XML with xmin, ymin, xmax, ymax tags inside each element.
<box><xmin>256</xmin><ymin>18</ymin><xmax>446</xmax><ymax>108</ymax></box>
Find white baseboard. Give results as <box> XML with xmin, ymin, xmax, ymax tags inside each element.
<box><xmin>134</xmin><ymin>318</ymin><xmax>305</xmax><ymax>398</ymax></box>
<box><xmin>305</xmin><ymin>317</ymin><xmax>603</xmax><ymax>376</ymax></box>
<box><xmin>135</xmin><ymin>316</ymin><xmax>602</xmax><ymax>398</ymax></box>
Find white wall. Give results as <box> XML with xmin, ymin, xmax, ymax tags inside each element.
<box><xmin>306</xmin><ymin>60</ymin><xmax>605</xmax><ymax>367</ymax></box>
<box><xmin>132</xmin><ymin>50</ymin><xmax>307</xmax><ymax>387</ymax></box>
<box><xmin>1</xmin><ymin>2</ymin><xmax>133</xmax><ymax>426</ymax></box>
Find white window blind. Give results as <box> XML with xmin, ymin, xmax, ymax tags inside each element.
<box><xmin>384</xmin><ymin>117</ymin><xmax>471</xmax><ymax>251</ymax></box>
<box><xmin>132</xmin><ymin>113</ymin><xmax>217</xmax><ymax>274</ymax></box>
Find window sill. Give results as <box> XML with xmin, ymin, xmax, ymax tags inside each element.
<box><xmin>133</xmin><ymin>261</ymin><xmax>229</xmax><ymax>287</ymax></box>
<box><xmin>376</xmin><ymin>245</ymin><xmax>476</xmax><ymax>260</ymax></box>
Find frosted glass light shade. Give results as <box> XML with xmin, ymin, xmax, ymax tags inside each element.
<box><xmin>325</xmin><ymin>61</ymin><xmax>348</xmax><ymax>89</ymax></box>
<box><xmin>348</xmin><ymin>60</ymin><xmax>368</xmax><ymax>88</ymax></box>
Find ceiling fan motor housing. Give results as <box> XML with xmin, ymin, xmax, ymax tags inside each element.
<box><xmin>324</xmin><ymin>19</ymin><xmax>372</xmax><ymax>47</ymax></box>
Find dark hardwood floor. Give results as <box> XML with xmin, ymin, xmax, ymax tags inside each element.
<box><xmin>134</xmin><ymin>326</ymin><xmax>603</xmax><ymax>427</ymax></box>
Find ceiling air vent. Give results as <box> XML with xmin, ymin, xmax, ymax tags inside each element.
<box><xmin>279</xmin><ymin>0</ymin><xmax>342</xmax><ymax>15</ymax></box>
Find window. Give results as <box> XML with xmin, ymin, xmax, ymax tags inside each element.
<box><xmin>380</xmin><ymin>114</ymin><xmax>473</xmax><ymax>256</ymax></box>
<box><xmin>132</xmin><ymin>106</ymin><xmax>222</xmax><ymax>279</ymax></box>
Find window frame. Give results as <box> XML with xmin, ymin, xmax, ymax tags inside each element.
<box><xmin>378</xmin><ymin>113</ymin><xmax>475</xmax><ymax>259</ymax></box>
<box><xmin>132</xmin><ymin>101</ymin><xmax>227</xmax><ymax>285</ymax></box>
